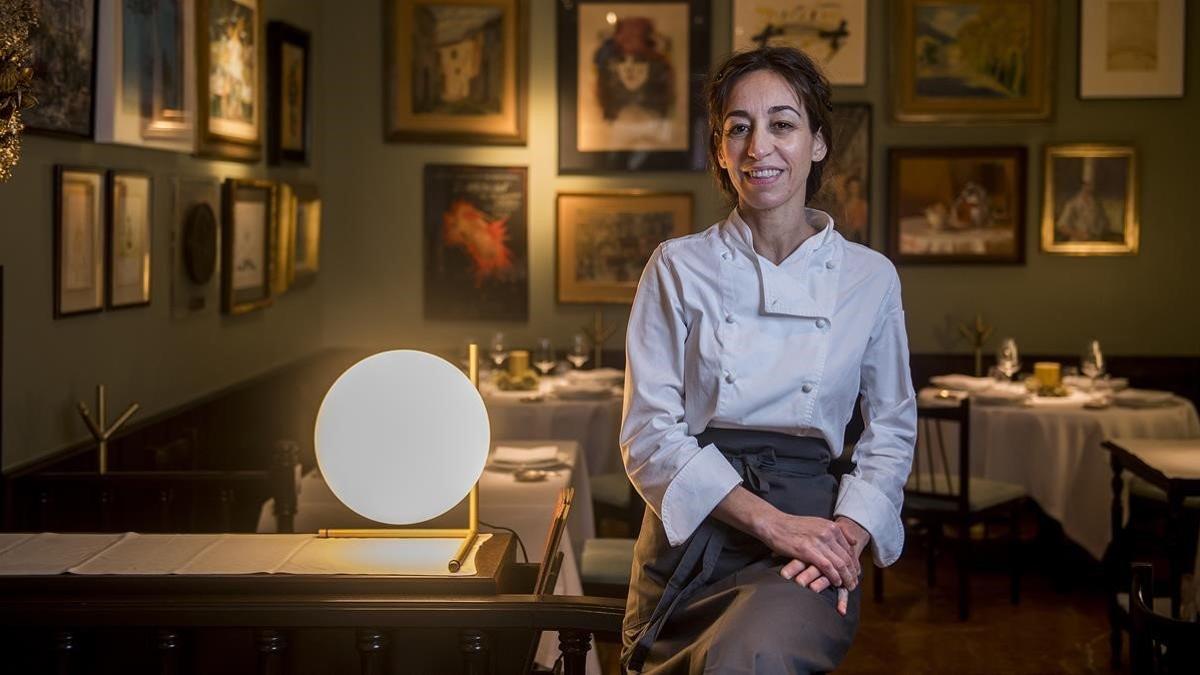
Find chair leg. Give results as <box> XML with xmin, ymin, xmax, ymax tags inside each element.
<box><xmin>873</xmin><ymin>564</ymin><xmax>884</xmax><ymax>603</ymax></box>
<box><xmin>957</xmin><ymin>519</ymin><xmax>970</xmax><ymax>621</ymax></box>
<box><xmin>926</xmin><ymin>523</ymin><xmax>940</xmax><ymax>588</ymax></box>
<box><xmin>1009</xmin><ymin>506</ymin><xmax>1021</xmax><ymax>605</ymax></box>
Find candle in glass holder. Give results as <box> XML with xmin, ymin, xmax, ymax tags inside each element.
<box><xmin>507</xmin><ymin>350</ymin><xmax>530</xmax><ymax>376</ymax></box>
<box><xmin>1034</xmin><ymin>362</ymin><xmax>1061</xmax><ymax>389</ymax></box>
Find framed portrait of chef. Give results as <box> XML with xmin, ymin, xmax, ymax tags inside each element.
<box><xmin>557</xmin><ymin>0</ymin><xmax>710</xmax><ymax>173</ymax></box>
<box><xmin>384</xmin><ymin>0</ymin><xmax>528</xmax><ymax>145</ymax></box>
<box><xmin>1041</xmin><ymin>145</ymin><xmax>1138</xmax><ymax>256</ymax></box>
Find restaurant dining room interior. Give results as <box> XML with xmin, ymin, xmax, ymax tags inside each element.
<box><xmin>0</xmin><ymin>0</ymin><xmax>1198</xmax><ymax>673</ymax></box>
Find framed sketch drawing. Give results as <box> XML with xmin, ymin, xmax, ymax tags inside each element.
<box><xmin>196</xmin><ymin>0</ymin><xmax>262</xmax><ymax>161</ymax></box>
<box><xmin>54</xmin><ymin>166</ymin><xmax>106</xmax><ymax>317</ymax></box>
<box><xmin>808</xmin><ymin>103</ymin><xmax>871</xmax><ymax>245</ymax></box>
<box><xmin>1079</xmin><ymin>0</ymin><xmax>1185</xmax><ymax>98</ymax></box>
<box><xmin>221</xmin><ymin>178</ymin><xmax>275</xmax><ymax>314</ymax></box>
<box><xmin>887</xmin><ymin>147</ymin><xmax>1026</xmax><ymax>265</ymax></box>
<box><xmin>1042</xmin><ymin>145</ymin><xmax>1138</xmax><ymax>256</ymax></box>
<box><xmin>24</xmin><ymin>0</ymin><xmax>97</xmax><ymax>138</ymax></box>
<box><xmin>731</xmin><ymin>0</ymin><xmax>867</xmax><ymax>86</ymax></box>
<box><xmin>557</xmin><ymin>192</ymin><xmax>692</xmax><ymax>304</ymax></box>
<box><xmin>424</xmin><ymin>165</ymin><xmax>528</xmax><ymax>321</ymax></box>
<box><xmin>107</xmin><ymin>170</ymin><xmax>152</xmax><ymax>308</ymax></box>
<box><xmin>94</xmin><ymin>0</ymin><xmax>195</xmax><ymax>151</ymax></box>
<box><xmin>384</xmin><ymin>0</ymin><xmax>527</xmax><ymax>145</ymax></box>
<box><xmin>891</xmin><ymin>0</ymin><xmax>1052</xmax><ymax>123</ymax></box>
<box><xmin>557</xmin><ymin>0</ymin><xmax>710</xmax><ymax>173</ymax></box>
<box><xmin>267</xmin><ymin>21</ymin><xmax>310</xmax><ymax>163</ymax></box>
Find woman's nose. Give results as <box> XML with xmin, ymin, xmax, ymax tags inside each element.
<box><xmin>747</xmin><ymin>126</ymin><xmax>772</xmax><ymax>160</ymax></box>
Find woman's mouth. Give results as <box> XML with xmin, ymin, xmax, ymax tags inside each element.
<box><xmin>745</xmin><ymin>168</ymin><xmax>782</xmax><ymax>184</ymax></box>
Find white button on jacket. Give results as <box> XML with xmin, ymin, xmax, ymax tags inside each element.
<box><xmin>621</xmin><ymin>209</ymin><xmax>917</xmax><ymax>567</ymax></box>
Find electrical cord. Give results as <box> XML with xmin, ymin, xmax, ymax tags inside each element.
<box><xmin>479</xmin><ymin>519</ymin><xmax>528</xmax><ymax>563</ymax></box>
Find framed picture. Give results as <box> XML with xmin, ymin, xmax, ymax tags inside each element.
<box><xmin>557</xmin><ymin>192</ymin><xmax>692</xmax><ymax>304</ymax></box>
<box><xmin>54</xmin><ymin>166</ymin><xmax>106</xmax><ymax>317</ymax></box>
<box><xmin>24</xmin><ymin>0</ymin><xmax>97</xmax><ymax>138</ymax></box>
<box><xmin>106</xmin><ymin>170</ymin><xmax>152</xmax><ymax>308</ymax></box>
<box><xmin>267</xmin><ymin>21</ymin><xmax>310</xmax><ymax>163</ymax></box>
<box><xmin>1079</xmin><ymin>0</ymin><xmax>1185</xmax><ymax>99</ymax></box>
<box><xmin>887</xmin><ymin>147</ymin><xmax>1026</xmax><ymax>265</ymax></box>
<box><xmin>272</xmin><ymin>183</ymin><xmax>294</xmax><ymax>295</ymax></box>
<box><xmin>808</xmin><ymin>103</ymin><xmax>871</xmax><ymax>245</ymax></box>
<box><xmin>221</xmin><ymin>177</ymin><xmax>275</xmax><ymax>314</ymax></box>
<box><xmin>731</xmin><ymin>0</ymin><xmax>867</xmax><ymax>86</ymax></box>
<box><xmin>170</xmin><ymin>176</ymin><xmax>221</xmax><ymax>318</ymax></box>
<box><xmin>1041</xmin><ymin>145</ymin><xmax>1138</xmax><ymax>256</ymax></box>
<box><xmin>424</xmin><ymin>165</ymin><xmax>528</xmax><ymax>321</ymax></box>
<box><xmin>94</xmin><ymin>0</ymin><xmax>195</xmax><ymax>151</ymax></box>
<box><xmin>196</xmin><ymin>0</ymin><xmax>263</xmax><ymax>161</ymax></box>
<box><xmin>891</xmin><ymin>0</ymin><xmax>1052</xmax><ymax>123</ymax></box>
<box><xmin>557</xmin><ymin>0</ymin><xmax>710</xmax><ymax>173</ymax></box>
<box><xmin>292</xmin><ymin>184</ymin><xmax>321</xmax><ymax>282</ymax></box>
<box><xmin>384</xmin><ymin>0</ymin><xmax>527</xmax><ymax>145</ymax></box>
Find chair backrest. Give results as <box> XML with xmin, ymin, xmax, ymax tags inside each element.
<box><xmin>533</xmin><ymin>486</ymin><xmax>574</xmax><ymax>596</ymax></box>
<box><xmin>905</xmin><ymin>398</ymin><xmax>971</xmax><ymax>515</ymax></box>
<box><xmin>1130</xmin><ymin>563</ymin><xmax>1200</xmax><ymax>674</ymax></box>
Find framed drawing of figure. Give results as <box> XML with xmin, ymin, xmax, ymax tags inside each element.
<box><xmin>808</xmin><ymin>103</ymin><xmax>871</xmax><ymax>245</ymax></box>
<box><xmin>731</xmin><ymin>0</ymin><xmax>867</xmax><ymax>86</ymax></box>
<box><xmin>24</xmin><ymin>0</ymin><xmax>97</xmax><ymax>138</ymax></box>
<box><xmin>196</xmin><ymin>0</ymin><xmax>263</xmax><ymax>161</ymax></box>
<box><xmin>107</xmin><ymin>170</ymin><xmax>153</xmax><ymax>308</ymax></box>
<box><xmin>1079</xmin><ymin>0</ymin><xmax>1185</xmax><ymax>98</ymax></box>
<box><xmin>384</xmin><ymin>0</ymin><xmax>527</xmax><ymax>145</ymax></box>
<box><xmin>1041</xmin><ymin>145</ymin><xmax>1138</xmax><ymax>256</ymax></box>
<box><xmin>267</xmin><ymin>21</ymin><xmax>310</xmax><ymax>163</ymax></box>
<box><xmin>221</xmin><ymin>178</ymin><xmax>275</xmax><ymax>314</ymax></box>
<box><xmin>557</xmin><ymin>0</ymin><xmax>710</xmax><ymax>173</ymax></box>
<box><xmin>54</xmin><ymin>166</ymin><xmax>106</xmax><ymax>317</ymax></box>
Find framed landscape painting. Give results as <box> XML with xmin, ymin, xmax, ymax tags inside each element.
<box><xmin>557</xmin><ymin>0</ymin><xmax>709</xmax><ymax>172</ymax></box>
<box><xmin>731</xmin><ymin>0</ymin><xmax>867</xmax><ymax>85</ymax></box>
<box><xmin>221</xmin><ymin>178</ymin><xmax>275</xmax><ymax>314</ymax></box>
<box><xmin>888</xmin><ymin>147</ymin><xmax>1026</xmax><ymax>265</ymax></box>
<box><xmin>808</xmin><ymin>103</ymin><xmax>871</xmax><ymax>245</ymax></box>
<box><xmin>54</xmin><ymin>166</ymin><xmax>106</xmax><ymax>317</ymax></box>
<box><xmin>24</xmin><ymin>0</ymin><xmax>97</xmax><ymax>138</ymax></box>
<box><xmin>1041</xmin><ymin>145</ymin><xmax>1138</xmax><ymax>256</ymax></box>
<box><xmin>196</xmin><ymin>0</ymin><xmax>262</xmax><ymax>161</ymax></box>
<box><xmin>557</xmin><ymin>192</ymin><xmax>692</xmax><ymax>304</ymax></box>
<box><xmin>891</xmin><ymin>0</ymin><xmax>1052</xmax><ymax>123</ymax></box>
<box><xmin>385</xmin><ymin>0</ymin><xmax>527</xmax><ymax>145</ymax></box>
<box><xmin>107</xmin><ymin>170</ymin><xmax>152</xmax><ymax>308</ymax></box>
<box><xmin>424</xmin><ymin>165</ymin><xmax>528</xmax><ymax>321</ymax></box>
<box><xmin>1079</xmin><ymin>0</ymin><xmax>1185</xmax><ymax>98</ymax></box>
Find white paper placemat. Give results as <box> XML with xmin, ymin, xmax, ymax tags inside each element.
<box><xmin>172</xmin><ymin>534</ymin><xmax>313</xmax><ymax>575</ymax></box>
<box><xmin>0</xmin><ymin>533</ymin><xmax>35</xmax><ymax>557</ymax></box>
<box><xmin>69</xmin><ymin>533</ymin><xmax>223</xmax><ymax>575</ymax></box>
<box><xmin>277</xmin><ymin>534</ymin><xmax>491</xmax><ymax>576</ymax></box>
<box><xmin>0</xmin><ymin>533</ymin><xmax>125</xmax><ymax>575</ymax></box>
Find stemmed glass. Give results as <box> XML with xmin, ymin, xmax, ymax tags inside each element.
<box><xmin>995</xmin><ymin>338</ymin><xmax>1021</xmax><ymax>381</ymax></box>
<box><xmin>490</xmin><ymin>332</ymin><xmax>508</xmax><ymax>369</ymax></box>
<box><xmin>533</xmin><ymin>338</ymin><xmax>556</xmax><ymax>376</ymax></box>
<box><xmin>1081</xmin><ymin>340</ymin><xmax>1105</xmax><ymax>390</ymax></box>
<box><xmin>567</xmin><ymin>334</ymin><xmax>590</xmax><ymax>369</ymax></box>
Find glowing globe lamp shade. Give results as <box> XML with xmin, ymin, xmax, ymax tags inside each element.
<box><xmin>315</xmin><ymin>350</ymin><xmax>490</xmax><ymax>525</ymax></box>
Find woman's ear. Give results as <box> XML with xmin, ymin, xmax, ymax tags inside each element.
<box><xmin>812</xmin><ymin>129</ymin><xmax>828</xmax><ymax>163</ymax></box>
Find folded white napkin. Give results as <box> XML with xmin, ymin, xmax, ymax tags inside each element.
<box><xmin>971</xmin><ymin>385</ymin><xmax>1027</xmax><ymax>406</ymax></box>
<box><xmin>492</xmin><ymin>445</ymin><xmax>559</xmax><ymax>464</ymax></box>
<box><xmin>1113</xmin><ymin>389</ymin><xmax>1176</xmax><ymax>408</ymax></box>
<box><xmin>566</xmin><ymin>368</ymin><xmax>625</xmax><ymax>386</ymax></box>
<box><xmin>930</xmin><ymin>374</ymin><xmax>994</xmax><ymax>392</ymax></box>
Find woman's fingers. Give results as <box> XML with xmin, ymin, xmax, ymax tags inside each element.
<box><xmin>780</xmin><ymin>559</ymin><xmax>807</xmax><ymax>580</ymax></box>
<box><xmin>837</xmin><ymin>587</ymin><xmax>849</xmax><ymax>615</ymax></box>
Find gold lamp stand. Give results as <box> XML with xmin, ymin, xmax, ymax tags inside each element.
<box><xmin>317</xmin><ymin>344</ymin><xmax>482</xmax><ymax>573</ymax></box>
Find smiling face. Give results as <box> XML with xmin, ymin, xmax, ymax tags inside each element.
<box><xmin>716</xmin><ymin>69</ymin><xmax>827</xmax><ymax>219</ymax></box>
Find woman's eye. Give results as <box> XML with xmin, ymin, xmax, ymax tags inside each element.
<box><xmin>725</xmin><ymin>124</ymin><xmax>749</xmax><ymax>137</ymax></box>
<box><xmin>771</xmin><ymin>121</ymin><xmax>795</xmax><ymax>131</ymax></box>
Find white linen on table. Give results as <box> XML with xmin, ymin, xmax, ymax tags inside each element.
<box><xmin>70</xmin><ymin>533</ymin><xmax>223</xmax><ymax>575</ymax></box>
<box><xmin>173</xmin><ymin>534</ymin><xmax>313</xmax><ymax>574</ymax></box>
<box><xmin>0</xmin><ymin>533</ymin><xmax>35</xmax><ymax>556</ymax></box>
<box><xmin>0</xmin><ymin>533</ymin><xmax>124</xmax><ymax>575</ymax></box>
<box><xmin>493</xmin><ymin>445</ymin><xmax>560</xmax><ymax>464</ymax></box>
<box><xmin>277</xmin><ymin>535</ymin><xmax>489</xmax><ymax>576</ymax></box>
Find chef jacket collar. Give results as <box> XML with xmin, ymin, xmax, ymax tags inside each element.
<box><xmin>722</xmin><ymin>207</ymin><xmax>836</xmax><ymax>264</ymax></box>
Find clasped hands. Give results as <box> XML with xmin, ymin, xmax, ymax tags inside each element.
<box><xmin>764</xmin><ymin>513</ymin><xmax>868</xmax><ymax>616</ymax></box>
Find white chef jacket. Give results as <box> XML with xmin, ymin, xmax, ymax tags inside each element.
<box><xmin>620</xmin><ymin>208</ymin><xmax>916</xmax><ymax>567</ymax></box>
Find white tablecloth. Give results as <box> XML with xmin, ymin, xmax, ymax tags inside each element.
<box><xmin>918</xmin><ymin>387</ymin><xmax>1200</xmax><ymax>559</ymax></box>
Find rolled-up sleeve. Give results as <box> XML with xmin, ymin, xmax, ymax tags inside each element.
<box><xmin>620</xmin><ymin>245</ymin><xmax>742</xmax><ymax>547</ymax></box>
<box><xmin>833</xmin><ymin>271</ymin><xmax>917</xmax><ymax>567</ymax></box>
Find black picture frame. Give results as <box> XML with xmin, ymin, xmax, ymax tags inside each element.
<box><xmin>53</xmin><ymin>165</ymin><xmax>107</xmax><ymax>318</ymax></box>
<box><xmin>221</xmin><ymin>178</ymin><xmax>276</xmax><ymax>315</ymax></box>
<box><xmin>267</xmin><ymin>21</ymin><xmax>311</xmax><ymax>164</ymax></box>
<box><xmin>23</xmin><ymin>0</ymin><xmax>98</xmax><ymax>139</ymax></box>
<box><xmin>556</xmin><ymin>0</ymin><xmax>710</xmax><ymax>173</ymax></box>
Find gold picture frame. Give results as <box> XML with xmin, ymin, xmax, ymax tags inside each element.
<box><xmin>1041</xmin><ymin>144</ymin><xmax>1138</xmax><ymax>256</ymax></box>
<box><xmin>891</xmin><ymin>0</ymin><xmax>1052</xmax><ymax>123</ymax></box>
<box><xmin>557</xmin><ymin>191</ymin><xmax>692</xmax><ymax>304</ymax></box>
<box><xmin>196</xmin><ymin>0</ymin><xmax>263</xmax><ymax>161</ymax></box>
<box><xmin>221</xmin><ymin>177</ymin><xmax>276</xmax><ymax>314</ymax></box>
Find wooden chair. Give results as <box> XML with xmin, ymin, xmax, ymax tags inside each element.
<box><xmin>874</xmin><ymin>398</ymin><xmax>1027</xmax><ymax>619</ymax></box>
<box><xmin>590</xmin><ymin>469</ymin><xmax>644</xmax><ymax>537</ymax></box>
<box><xmin>1130</xmin><ymin>563</ymin><xmax>1200</xmax><ymax>674</ymax></box>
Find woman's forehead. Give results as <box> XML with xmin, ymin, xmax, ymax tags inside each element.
<box><xmin>723</xmin><ymin>70</ymin><xmax>803</xmax><ymax>115</ymax></box>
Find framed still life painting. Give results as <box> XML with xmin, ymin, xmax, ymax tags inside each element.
<box><xmin>384</xmin><ymin>0</ymin><xmax>527</xmax><ymax>145</ymax></box>
<box><xmin>54</xmin><ymin>166</ymin><xmax>106</xmax><ymax>317</ymax></box>
<box><xmin>731</xmin><ymin>0</ymin><xmax>867</xmax><ymax>86</ymax></box>
<box><xmin>1079</xmin><ymin>0</ymin><xmax>1185</xmax><ymax>99</ymax></box>
<box><xmin>424</xmin><ymin>165</ymin><xmax>528</xmax><ymax>321</ymax></box>
<box><xmin>557</xmin><ymin>0</ymin><xmax>710</xmax><ymax>173</ymax></box>
<box><xmin>221</xmin><ymin>177</ymin><xmax>275</xmax><ymax>314</ymax></box>
<box><xmin>1041</xmin><ymin>145</ymin><xmax>1138</xmax><ymax>256</ymax></box>
<box><xmin>808</xmin><ymin>103</ymin><xmax>871</xmax><ymax>245</ymax></box>
<box><xmin>24</xmin><ymin>0</ymin><xmax>97</xmax><ymax>138</ymax></box>
<box><xmin>557</xmin><ymin>192</ymin><xmax>692</xmax><ymax>304</ymax></box>
<box><xmin>106</xmin><ymin>170</ymin><xmax>152</xmax><ymax>308</ymax></box>
<box><xmin>891</xmin><ymin>0</ymin><xmax>1052</xmax><ymax>123</ymax></box>
<box><xmin>887</xmin><ymin>147</ymin><xmax>1026</xmax><ymax>265</ymax></box>
<box><xmin>94</xmin><ymin>0</ymin><xmax>195</xmax><ymax>152</ymax></box>
<box><xmin>267</xmin><ymin>21</ymin><xmax>310</xmax><ymax>164</ymax></box>
<box><xmin>196</xmin><ymin>0</ymin><xmax>263</xmax><ymax>161</ymax></box>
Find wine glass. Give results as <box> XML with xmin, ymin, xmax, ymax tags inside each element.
<box><xmin>1081</xmin><ymin>340</ymin><xmax>1105</xmax><ymax>390</ymax></box>
<box><xmin>533</xmin><ymin>338</ymin><xmax>556</xmax><ymax>376</ymax></box>
<box><xmin>490</xmin><ymin>332</ymin><xmax>508</xmax><ymax>369</ymax></box>
<box><xmin>995</xmin><ymin>338</ymin><xmax>1021</xmax><ymax>381</ymax></box>
<box><xmin>567</xmin><ymin>334</ymin><xmax>590</xmax><ymax>369</ymax></box>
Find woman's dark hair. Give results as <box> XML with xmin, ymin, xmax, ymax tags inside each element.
<box><xmin>705</xmin><ymin>47</ymin><xmax>835</xmax><ymax>205</ymax></box>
